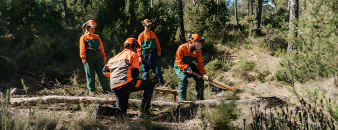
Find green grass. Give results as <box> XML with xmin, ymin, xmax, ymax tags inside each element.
<box><xmin>238</xmin><ymin>58</ymin><xmax>256</xmax><ymax>72</ymax></box>
<box><xmin>257</xmin><ymin>70</ymin><xmax>272</xmax><ymax>83</ymax></box>
<box><xmin>205</xmin><ymin>57</ymin><xmax>231</xmax><ymax>72</ymax></box>
<box><xmin>205</xmin><ymin>96</ymin><xmax>241</xmax><ymax>130</ymax></box>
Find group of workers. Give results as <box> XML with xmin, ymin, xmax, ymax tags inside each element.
<box><xmin>79</xmin><ymin>19</ymin><xmax>209</xmax><ymax>118</ymax></box>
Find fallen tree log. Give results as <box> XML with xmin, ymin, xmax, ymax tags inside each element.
<box><xmin>0</xmin><ymin>96</ymin><xmax>288</xmax><ymax>107</ymax></box>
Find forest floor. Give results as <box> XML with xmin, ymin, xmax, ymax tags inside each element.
<box><xmin>2</xmin><ymin>31</ymin><xmax>338</xmax><ymax>129</ymax></box>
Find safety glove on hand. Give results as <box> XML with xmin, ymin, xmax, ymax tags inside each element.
<box><xmin>82</xmin><ymin>59</ymin><xmax>87</xmax><ymax>64</ymax></box>
<box><xmin>157</xmin><ymin>51</ymin><xmax>161</xmax><ymax>56</ymax></box>
<box><xmin>186</xmin><ymin>66</ymin><xmax>193</xmax><ymax>74</ymax></box>
<box><xmin>203</xmin><ymin>74</ymin><xmax>209</xmax><ymax>80</ymax></box>
<box><xmin>139</xmin><ymin>57</ymin><xmax>142</xmax><ymax>63</ymax></box>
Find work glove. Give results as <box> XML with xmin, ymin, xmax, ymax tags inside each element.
<box><xmin>186</xmin><ymin>66</ymin><xmax>192</xmax><ymax>74</ymax></box>
<box><xmin>157</xmin><ymin>51</ymin><xmax>161</xmax><ymax>56</ymax></box>
<box><xmin>139</xmin><ymin>57</ymin><xmax>142</xmax><ymax>63</ymax></box>
<box><xmin>82</xmin><ymin>59</ymin><xmax>87</xmax><ymax>64</ymax></box>
<box><xmin>203</xmin><ymin>74</ymin><xmax>209</xmax><ymax>80</ymax></box>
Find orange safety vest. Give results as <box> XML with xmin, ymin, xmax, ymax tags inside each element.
<box><xmin>137</xmin><ymin>31</ymin><xmax>161</xmax><ymax>57</ymax></box>
<box><xmin>174</xmin><ymin>43</ymin><xmax>206</xmax><ymax>75</ymax></box>
<box><xmin>79</xmin><ymin>33</ymin><xmax>106</xmax><ymax>59</ymax></box>
<box><xmin>103</xmin><ymin>49</ymin><xmax>139</xmax><ymax>89</ymax></box>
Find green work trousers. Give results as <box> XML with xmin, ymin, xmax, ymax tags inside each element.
<box><xmin>177</xmin><ymin>64</ymin><xmax>204</xmax><ymax>100</ymax></box>
<box><xmin>83</xmin><ymin>50</ymin><xmax>111</xmax><ymax>92</ymax></box>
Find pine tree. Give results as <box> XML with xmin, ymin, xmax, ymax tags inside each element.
<box><xmin>288</xmin><ymin>0</ymin><xmax>299</xmax><ymax>50</ymax></box>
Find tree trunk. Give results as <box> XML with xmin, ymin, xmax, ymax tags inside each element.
<box><xmin>235</xmin><ymin>0</ymin><xmax>238</xmax><ymax>25</ymax></box>
<box><xmin>288</xmin><ymin>0</ymin><xmax>299</xmax><ymax>50</ymax></box>
<box><xmin>247</xmin><ymin>0</ymin><xmax>250</xmax><ymax>15</ymax></box>
<box><xmin>151</xmin><ymin>0</ymin><xmax>153</xmax><ymax>8</ymax></box>
<box><xmin>177</xmin><ymin>0</ymin><xmax>185</xmax><ymax>42</ymax></box>
<box><xmin>254</xmin><ymin>0</ymin><xmax>262</xmax><ymax>29</ymax></box>
<box><xmin>4</xmin><ymin>96</ymin><xmax>289</xmax><ymax>107</ymax></box>
<box><xmin>251</xmin><ymin>0</ymin><xmax>254</xmax><ymax>16</ymax></box>
<box><xmin>63</xmin><ymin>0</ymin><xmax>68</xmax><ymax>25</ymax></box>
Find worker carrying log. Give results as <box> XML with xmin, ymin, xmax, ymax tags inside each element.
<box><xmin>79</xmin><ymin>20</ymin><xmax>111</xmax><ymax>95</ymax></box>
<box><xmin>174</xmin><ymin>33</ymin><xmax>208</xmax><ymax>101</ymax></box>
<box><xmin>137</xmin><ymin>19</ymin><xmax>165</xmax><ymax>86</ymax></box>
<box><xmin>91</xmin><ymin>37</ymin><xmax>155</xmax><ymax>119</ymax></box>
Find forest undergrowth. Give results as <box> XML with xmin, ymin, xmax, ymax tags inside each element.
<box><xmin>1</xmin><ymin>0</ymin><xmax>338</xmax><ymax>129</ymax></box>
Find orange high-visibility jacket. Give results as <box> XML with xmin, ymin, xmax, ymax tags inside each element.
<box><xmin>103</xmin><ymin>49</ymin><xmax>139</xmax><ymax>89</ymax></box>
<box><xmin>137</xmin><ymin>31</ymin><xmax>161</xmax><ymax>57</ymax></box>
<box><xmin>174</xmin><ymin>43</ymin><xmax>206</xmax><ymax>75</ymax></box>
<box><xmin>79</xmin><ymin>34</ymin><xmax>106</xmax><ymax>59</ymax></box>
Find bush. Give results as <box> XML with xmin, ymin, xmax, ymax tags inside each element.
<box><xmin>238</xmin><ymin>58</ymin><xmax>256</xmax><ymax>72</ymax></box>
<box><xmin>275</xmin><ymin>69</ymin><xmax>287</xmax><ymax>82</ymax></box>
<box><xmin>276</xmin><ymin>0</ymin><xmax>338</xmax><ymax>83</ymax></box>
<box><xmin>206</xmin><ymin>97</ymin><xmax>241</xmax><ymax>130</ymax></box>
<box><xmin>205</xmin><ymin>57</ymin><xmax>231</xmax><ymax>71</ymax></box>
<box><xmin>184</xmin><ymin>0</ymin><xmax>229</xmax><ymax>42</ymax></box>
<box><xmin>257</xmin><ymin>70</ymin><xmax>272</xmax><ymax>83</ymax></box>
<box><xmin>162</xmin><ymin>66</ymin><xmax>179</xmax><ymax>89</ymax></box>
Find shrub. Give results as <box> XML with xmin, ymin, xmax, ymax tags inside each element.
<box><xmin>238</xmin><ymin>58</ymin><xmax>256</xmax><ymax>72</ymax></box>
<box><xmin>276</xmin><ymin>0</ymin><xmax>338</xmax><ymax>83</ymax></box>
<box><xmin>205</xmin><ymin>57</ymin><xmax>231</xmax><ymax>71</ymax></box>
<box><xmin>275</xmin><ymin>69</ymin><xmax>287</xmax><ymax>82</ymax></box>
<box><xmin>162</xmin><ymin>66</ymin><xmax>179</xmax><ymax>89</ymax></box>
<box><xmin>257</xmin><ymin>70</ymin><xmax>272</xmax><ymax>83</ymax></box>
<box><xmin>241</xmin><ymin>72</ymin><xmax>256</xmax><ymax>82</ymax></box>
<box><xmin>206</xmin><ymin>97</ymin><xmax>241</xmax><ymax>130</ymax></box>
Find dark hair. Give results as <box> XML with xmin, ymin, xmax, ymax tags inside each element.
<box><xmin>124</xmin><ymin>43</ymin><xmax>135</xmax><ymax>49</ymax></box>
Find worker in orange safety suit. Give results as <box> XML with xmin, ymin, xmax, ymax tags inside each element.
<box><xmin>137</xmin><ymin>19</ymin><xmax>164</xmax><ymax>86</ymax></box>
<box><xmin>79</xmin><ymin>20</ymin><xmax>110</xmax><ymax>95</ymax></box>
<box><xmin>91</xmin><ymin>37</ymin><xmax>155</xmax><ymax>119</ymax></box>
<box><xmin>174</xmin><ymin>33</ymin><xmax>208</xmax><ymax>101</ymax></box>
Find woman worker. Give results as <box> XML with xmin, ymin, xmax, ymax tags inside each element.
<box><xmin>79</xmin><ymin>20</ymin><xmax>111</xmax><ymax>95</ymax></box>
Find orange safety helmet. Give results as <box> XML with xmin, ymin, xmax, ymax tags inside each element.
<box><xmin>141</xmin><ymin>19</ymin><xmax>153</xmax><ymax>27</ymax></box>
<box><xmin>187</xmin><ymin>33</ymin><xmax>203</xmax><ymax>51</ymax></box>
<box><xmin>124</xmin><ymin>37</ymin><xmax>140</xmax><ymax>48</ymax></box>
<box><xmin>82</xmin><ymin>20</ymin><xmax>97</xmax><ymax>28</ymax></box>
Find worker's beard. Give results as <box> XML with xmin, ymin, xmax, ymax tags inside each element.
<box><xmin>189</xmin><ymin>45</ymin><xmax>196</xmax><ymax>52</ymax></box>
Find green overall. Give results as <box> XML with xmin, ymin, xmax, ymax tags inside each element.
<box><xmin>83</xmin><ymin>39</ymin><xmax>110</xmax><ymax>92</ymax></box>
<box><xmin>174</xmin><ymin>58</ymin><xmax>204</xmax><ymax>100</ymax></box>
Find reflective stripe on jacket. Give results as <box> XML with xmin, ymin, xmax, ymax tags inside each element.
<box><xmin>79</xmin><ymin>34</ymin><xmax>106</xmax><ymax>59</ymax></box>
<box><xmin>174</xmin><ymin>43</ymin><xmax>206</xmax><ymax>75</ymax></box>
<box><xmin>103</xmin><ymin>49</ymin><xmax>139</xmax><ymax>89</ymax></box>
<box><xmin>137</xmin><ymin>31</ymin><xmax>161</xmax><ymax>57</ymax></box>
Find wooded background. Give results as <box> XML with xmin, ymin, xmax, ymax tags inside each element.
<box><xmin>0</xmin><ymin>0</ymin><xmax>337</xmax><ymax>91</ymax></box>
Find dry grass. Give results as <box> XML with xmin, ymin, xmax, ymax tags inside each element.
<box><xmin>4</xmin><ymin>24</ymin><xmax>338</xmax><ymax>129</ymax></box>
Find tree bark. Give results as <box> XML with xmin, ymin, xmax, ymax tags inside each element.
<box><xmin>254</xmin><ymin>0</ymin><xmax>262</xmax><ymax>29</ymax></box>
<box><xmin>251</xmin><ymin>0</ymin><xmax>254</xmax><ymax>16</ymax></box>
<box><xmin>235</xmin><ymin>0</ymin><xmax>238</xmax><ymax>25</ymax></box>
<box><xmin>3</xmin><ymin>96</ymin><xmax>289</xmax><ymax>107</ymax></box>
<box><xmin>151</xmin><ymin>0</ymin><xmax>153</xmax><ymax>8</ymax></box>
<box><xmin>247</xmin><ymin>0</ymin><xmax>250</xmax><ymax>15</ymax></box>
<box><xmin>62</xmin><ymin>0</ymin><xmax>68</xmax><ymax>25</ymax></box>
<box><xmin>288</xmin><ymin>0</ymin><xmax>299</xmax><ymax>50</ymax></box>
<box><xmin>177</xmin><ymin>0</ymin><xmax>185</xmax><ymax>42</ymax></box>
